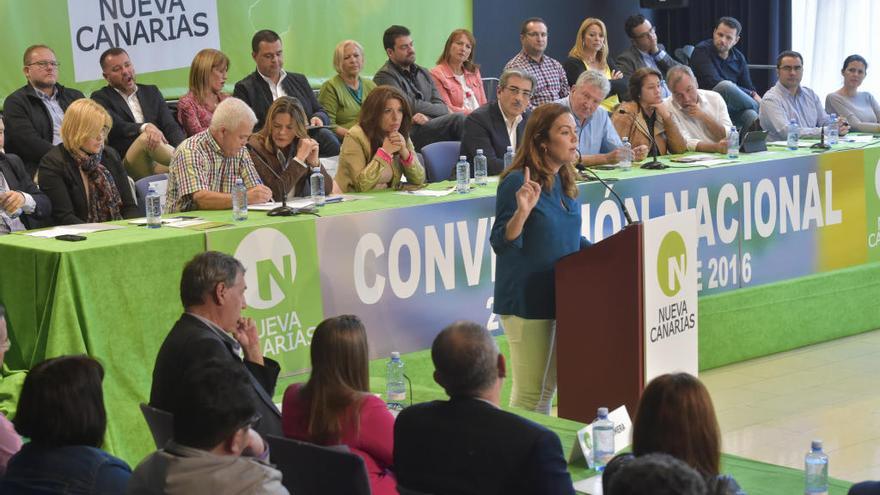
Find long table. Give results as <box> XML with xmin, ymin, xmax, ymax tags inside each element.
<box><xmin>2</xmin><ymin>141</ymin><xmax>880</xmax><ymax>465</ymax></box>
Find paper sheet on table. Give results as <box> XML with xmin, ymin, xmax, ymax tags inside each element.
<box><xmin>250</xmin><ymin>198</ymin><xmax>317</xmax><ymax>211</ymax></box>
<box><xmin>397</xmin><ymin>189</ymin><xmax>455</xmax><ymax>197</ymax></box>
<box><xmin>841</xmin><ymin>134</ymin><xmax>878</xmax><ymax>143</ymax></box>
<box><xmin>573</xmin><ymin>475</ymin><xmax>603</xmax><ymax>495</ymax></box>
<box><xmin>25</xmin><ymin>223</ymin><xmax>125</xmax><ymax>238</ymax></box>
<box><xmin>767</xmin><ymin>140</ymin><xmax>815</xmax><ymax>148</ymax></box>
<box><xmin>698</xmin><ymin>159</ymin><xmax>736</xmax><ymax>166</ymax></box>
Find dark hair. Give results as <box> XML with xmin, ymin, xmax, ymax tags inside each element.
<box><xmin>437</xmin><ymin>29</ymin><xmax>479</xmax><ymax>73</ymax></box>
<box><xmin>251</xmin><ymin>29</ymin><xmax>281</xmax><ymax>54</ymax></box>
<box><xmin>520</xmin><ymin>17</ymin><xmax>546</xmax><ymax>35</ymax></box>
<box><xmin>632</xmin><ymin>373</ymin><xmax>722</xmax><ymax>478</ymax></box>
<box><xmin>499</xmin><ymin>103</ymin><xmax>579</xmax><ymax>199</ymax></box>
<box><xmin>842</xmin><ymin>54</ymin><xmax>868</xmax><ymax>73</ymax></box>
<box><xmin>358</xmin><ymin>85</ymin><xmax>413</xmax><ymax>156</ymax></box>
<box><xmin>628</xmin><ymin>66</ymin><xmax>662</xmax><ymax>102</ymax></box>
<box><xmin>15</xmin><ymin>355</ymin><xmax>107</xmax><ymax>447</ymax></box>
<box><xmin>299</xmin><ymin>315</ymin><xmax>370</xmax><ymax>445</ymax></box>
<box><xmin>776</xmin><ymin>50</ymin><xmax>803</xmax><ymax>68</ymax></box>
<box><xmin>432</xmin><ymin>321</ymin><xmax>498</xmax><ymax>397</ymax></box>
<box><xmin>383</xmin><ymin>25</ymin><xmax>411</xmax><ymax>51</ymax></box>
<box><xmin>609</xmin><ymin>453</ymin><xmax>708</xmax><ymax>495</ymax></box>
<box><xmin>624</xmin><ymin>14</ymin><xmax>647</xmax><ymax>38</ymax></box>
<box><xmin>99</xmin><ymin>47</ymin><xmax>128</xmax><ymax>70</ymax></box>
<box><xmin>716</xmin><ymin>16</ymin><xmax>742</xmax><ymax>36</ymax></box>
<box><xmin>172</xmin><ymin>360</ymin><xmax>257</xmax><ymax>449</ymax></box>
<box><xmin>179</xmin><ymin>251</ymin><xmax>245</xmax><ymax>308</ymax></box>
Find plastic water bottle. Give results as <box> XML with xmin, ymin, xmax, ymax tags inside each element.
<box><xmin>503</xmin><ymin>146</ymin><xmax>514</xmax><ymax>169</ymax></box>
<box><xmin>728</xmin><ymin>126</ymin><xmax>739</xmax><ymax>159</ymax></box>
<box><xmin>145</xmin><ymin>184</ymin><xmax>162</xmax><ymax>228</ymax></box>
<box><xmin>386</xmin><ymin>352</ymin><xmax>406</xmax><ymax>409</ymax></box>
<box><xmin>787</xmin><ymin>119</ymin><xmax>800</xmax><ymax>150</ymax></box>
<box><xmin>455</xmin><ymin>155</ymin><xmax>470</xmax><ymax>194</ymax></box>
<box><xmin>309</xmin><ymin>167</ymin><xmax>325</xmax><ymax>206</ymax></box>
<box><xmin>592</xmin><ymin>407</ymin><xmax>615</xmax><ymax>471</ymax></box>
<box><xmin>618</xmin><ymin>137</ymin><xmax>632</xmax><ymax>171</ymax></box>
<box><xmin>827</xmin><ymin>113</ymin><xmax>838</xmax><ymax>146</ymax></box>
<box><xmin>232</xmin><ymin>177</ymin><xmax>248</xmax><ymax>221</ymax></box>
<box><xmin>474</xmin><ymin>149</ymin><xmax>488</xmax><ymax>186</ymax></box>
<box><xmin>805</xmin><ymin>440</ymin><xmax>829</xmax><ymax>495</ymax></box>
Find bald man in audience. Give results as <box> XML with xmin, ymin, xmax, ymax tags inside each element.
<box><xmin>663</xmin><ymin>65</ymin><xmax>733</xmax><ymax>153</ymax></box>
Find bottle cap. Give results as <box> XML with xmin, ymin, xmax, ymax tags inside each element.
<box><xmin>597</xmin><ymin>407</ymin><xmax>609</xmax><ymax>417</ymax></box>
<box><xmin>811</xmin><ymin>439</ymin><xmax>822</xmax><ymax>450</ymax></box>
<box><xmin>507</xmin><ymin>146</ymin><xmax>513</xmax><ymax>151</ymax></box>
<box><xmin>391</xmin><ymin>351</ymin><xmax>400</xmax><ymax>359</ymax></box>
<box><xmin>476</xmin><ymin>149</ymin><xmax>483</xmax><ymax>154</ymax></box>
<box><xmin>459</xmin><ymin>156</ymin><xmax>466</xmax><ymax>161</ymax></box>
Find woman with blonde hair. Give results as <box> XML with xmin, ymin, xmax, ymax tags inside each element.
<box><xmin>430</xmin><ymin>29</ymin><xmax>487</xmax><ymax>114</ymax></box>
<box><xmin>38</xmin><ymin>98</ymin><xmax>138</xmax><ymax>225</ymax></box>
<box><xmin>177</xmin><ymin>48</ymin><xmax>230</xmax><ymax>136</ymax></box>
<box><xmin>563</xmin><ymin>18</ymin><xmax>626</xmax><ymax>111</ymax></box>
<box><xmin>318</xmin><ymin>40</ymin><xmax>377</xmax><ymax>140</ymax></box>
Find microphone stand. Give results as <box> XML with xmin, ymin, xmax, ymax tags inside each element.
<box><xmin>810</xmin><ymin>124</ymin><xmax>830</xmax><ymax>151</ymax></box>
<box><xmin>619</xmin><ymin>106</ymin><xmax>667</xmax><ymax>170</ymax></box>
<box><xmin>246</xmin><ymin>144</ymin><xmax>298</xmax><ymax>216</ymax></box>
<box><xmin>577</xmin><ymin>152</ymin><xmax>635</xmax><ymax>225</ymax></box>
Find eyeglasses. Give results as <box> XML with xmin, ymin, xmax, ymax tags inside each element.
<box><xmin>28</xmin><ymin>60</ymin><xmax>60</xmax><ymax>69</ymax></box>
<box><xmin>632</xmin><ymin>27</ymin><xmax>656</xmax><ymax>40</ymax></box>
<box><xmin>779</xmin><ymin>65</ymin><xmax>803</xmax><ymax>72</ymax></box>
<box><xmin>504</xmin><ymin>86</ymin><xmax>533</xmax><ymax>98</ymax></box>
<box><xmin>525</xmin><ymin>31</ymin><xmax>547</xmax><ymax>39</ymax></box>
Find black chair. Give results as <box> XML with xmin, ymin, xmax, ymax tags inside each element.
<box><xmin>139</xmin><ymin>402</ymin><xmax>174</xmax><ymax>449</ymax></box>
<box><xmin>134</xmin><ymin>173</ymin><xmax>168</xmax><ymax>216</ymax></box>
<box><xmin>674</xmin><ymin>44</ymin><xmax>695</xmax><ymax>65</ymax></box>
<box><xmin>265</xmin><ymin>434</ymin><xmax>371</xmax><ymax>495</ymax></box>
<box><xmin>482</xmin><ymin>77</ymin><xmax>500</xmax><ymax>98</ymax></box>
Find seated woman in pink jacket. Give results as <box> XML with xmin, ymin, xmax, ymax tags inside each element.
<box><xmin>430</xmin><ymin>29</ymin><xmax>487</xmax><ymax>114</ymax></box>
<box><xmin>282</xmin><ymin>315</ymin><xmax>396</xmax><ymax>495</ymax></box>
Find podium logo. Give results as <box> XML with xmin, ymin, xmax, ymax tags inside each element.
<box><xmin>657</xmin><ymin>230</ymin><xmax>687</xmax><ymax>297</ymax></box>
<box><xmin>234</xmin><ymin>228</ymin><xmax>297</xmax><ymax>310</ymax></box>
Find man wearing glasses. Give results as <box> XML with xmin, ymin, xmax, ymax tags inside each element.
<box><xmin>460</xmin><ymin>69</ymin><xmax>534</xmax><ymax>175</ymax></box>
<box><xmin>4</xmin><ymin>45</ymin><xmax>84</xmax><ymax>176</ymax></box>
<box><xmin>616</xmin><ymin>14</ymin><xmax>680</xmax><ymax>99</ymax></box>
<box><xmin>759</xmin><ymin>50</ymin><xmax>850</xmax><ymax>141</ymax></box>
<box><xmin>504</xmin><ymin>17</ymin><xmax>569</xmax><ymax>108</ymax></box>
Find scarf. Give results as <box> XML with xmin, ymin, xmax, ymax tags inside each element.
<box><xmin>75</xmin><ymin>148</ymin><xmax>123</xmax><ymax>223</ymax></box>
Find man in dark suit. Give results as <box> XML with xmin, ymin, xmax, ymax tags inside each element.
<box><xmin>150</xmin><ymin>251</ymin><xmax>282</xmax><ymax>437</ymax></box>
<box><xmin>460</xmin><ymin>69</ymin><xmax>534</xmax><ymax>176</ymax></box>
<box><xmin>4</xmin><ymin>44</ymin><xmax>83</xmax><ymax>176</ymax></box>
<box><xmin>233</xmin><ymin>30</ymin><xmax>340</xmax><ymax>157</ymax></box>
<box><xmin>91</xmin><ymin>47</ymin><xmax>185</xmax><ymax>180</ymax></box>
<box><xmin>0</xmin><ymin>118</ymin><xmax>51</xmax><ymax>233</ymax></box>
<box><xmin>615</xmin><ymin>14</ymin><xmax>680</xmax><ymax>99</ymax></box>
<box><xmin>394</xmin><ymin>321</ymin><xmax>575</xmax><ymax>495</ymax></box>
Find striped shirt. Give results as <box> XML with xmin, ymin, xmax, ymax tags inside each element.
<box><xmin>165</xmin><ymin>129</ymin><xmax>261</xmax><ymax>212</ymax></box>
<box><xmin>504</xmin><ymin>51</ymin><xmax>570</xmax><ymax>108</ymax></box>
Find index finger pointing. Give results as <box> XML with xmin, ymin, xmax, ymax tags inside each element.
<box><xmin>523</xmin><ymin>166</ymin><xmax>530</xmax><ymax>183</ymax></box>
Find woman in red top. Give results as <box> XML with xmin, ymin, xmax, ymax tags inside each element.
<box><xmin>282</xmin><ymin>315</ymin><xmax>396</xmax><ymax>495</ymax></box>
<box><xmin>430</xmin><ymin>29</ymin><xmax>487</xmax><ymax>114</ymax></box>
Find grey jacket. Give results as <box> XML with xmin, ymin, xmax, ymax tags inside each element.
<box><xmin>373</xmin><ymin>60</ymin><xmax>449</xmax><ymax>118</ymax></box>
<box><xmin>615</xmin><ymin>43</ymin><xmax>681</xmax><ymax>79</ymax></box>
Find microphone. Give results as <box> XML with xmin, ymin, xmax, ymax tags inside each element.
<box><xmin>577</xmin><ymin>151</ymin><xmax>634</xmax><ymax>226</ymax></box>
<box><xmin>246</xmin><ymin>144</ymin><xmax>298</xmax><ymax>216</ymax></box>
<box><xmin>810</xmin><ymin>123</ymin><xmax>830</xmax><ymax>151</ymax></box>
<box><xmin>618</xmin><ymin>106</ymin><xmax>667</xmax><ymax>170</ymax></box>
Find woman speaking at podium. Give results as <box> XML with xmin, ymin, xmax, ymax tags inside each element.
<box><xmin>490</xmin><ymin>103</ymin><xmax>590</xmax><ymax>414</ymax></box>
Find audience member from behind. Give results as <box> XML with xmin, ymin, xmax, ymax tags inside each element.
<box><xmin>0</xmin><ymin>304</ymin><xmax>22</xmax><ymax>474</ymax></box>
<box><xmin>164</xmin><ymin>97</ymin><xmax>273</xmax><ymax>212</ymax></box>
<box><xmin>689</xmin><ymin>17</ymin><xmax>760</xmax><ymax>131</ymax></box>
<box><xmin>430</xmin><ymin>29</ymin><xmax>488</xmax><ymax>114</ymax></box>
<box><xmin>4</xmin><ymin>44</ymin><xmax>84</xmax><ymax>176</ymax></box>
<box><xmin>850</xmin><ymin>479</ymin><xmax>880</xmax><ymax>494</ymax></box>
<box><xmin>128</xmin><ymin>362</ymin><xmax>288</xmax><ymax>495</ymax></box>
<box><xmin>283</xmin><ymin>315</ymin><xmax>396</xmax><ymax>495</ymax></box>
<box><xmin>607</xmin><ymin>453</ymin><xmax>708</xmax><ymax>495</ymax></box>
<box><xmin>233</xmin><ymin>30</ymin><xmax>340</xmax><ymax>156</ymax></box>
<box><xmin>0</xmin><ymin>117</ymin><xmax>51</xmax><ymax>233</ymax></box>
<box><xmin>563</xmin><ymin>18</ymin><xmax>625</xmax><ymax>110</ymax></box>
<box><xmin>177</xmin><ymin>48</ymin><xmax>230</xmax><ymax>137</ymax></box>
<box><xmin>91</xmin><ymin>48</ymin><xmax>184</xmax><ymax>180</ymax></box>
<box><xmin>611</xmin><ymin>67</ymin><xmax>687</xmax><ymax>156</ymax></box>
<box><xmin>374</xmin><ymin>25</ymin><xmax>466</xmax><ymax>150</ymax></box>
<box><xmin>336</xmin><ymin>85</ymin><xmax>426</xmax><ymax>192</ymax></box>
<box><xmin>826</xmin><ymin>55</ymin><xmax>880</xmax><ymax>133</ymax></box>
<box><xmin>490</xmin><ymin>104</ymin><xmax>589</xmax><ymax>414</ymax></box>
<box><xmin>460</xmin><ymin>69</ymin><xmax>534</xmax><ymax>175</ymax></box>
<box><xmin>663</xmin><ymin>65</ymin><xmax>733</xmax><ymax>153</ymax></box>
<box><xmin>616</xmin><ymin>15</ymin><xmax>680</xmax><ymax>98</ymax></box>
<box><xmin>150</xmin><ymin>251</ymin><xmax>283</xmax><ymax>437</ymax></box>
<box><xmin>38</xmin><ymin>99</ymin><xmax>138</xmax><ymax>225</ymax></box>
<box><xmin>318</xmin><ymin>40</ymin><xmax>377</xmax><ymax>139</ymax></box>
<box><xmin>394</xmin><ymin>321</ymin><xmax>574</xmax><ymax>495</ymax></box>
<box><xmin>504</xmin><ymin>17</ymin><xmax>570</xmax><ymax>108</ymax></box>
<box><xmin>0</xmin><ymin>356</ymin><xmax>131</xmax><ymax>493</ymax></box>
<box><xmin>760</xmin><ymin>50</ymin><xmax>850</xmax><ymax>141</ymax></box>
<box><xmin>604</xmin><ymin>373</ymin><xmax>744</xmax><ymax>495</ymax></box>
<box><xmin>556</xmin><ymin>70</ymin><xmax>648</xmax><ymax>167</ymax></box>
<box><xmin>247</xmin><ymin>96</ymin><xmax>337</xmax><ymax>201</ymax></box>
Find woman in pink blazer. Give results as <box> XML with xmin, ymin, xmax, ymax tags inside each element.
<box><xmin>430</xmin><ymin>29</ymin><xmax>487</xmax><ymax>114</ymax></box>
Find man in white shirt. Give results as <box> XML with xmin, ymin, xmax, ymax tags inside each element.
<box><xmin>663</xmin><ymin>65</ymin><xmax>732</xmax><ymax>153</ymax></box>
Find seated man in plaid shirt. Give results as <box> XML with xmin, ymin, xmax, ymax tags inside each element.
<box><xmin>165</xmin><ymin>97</ymin><xmax>273</xmax><ymax>213</ymax></box>
<box><xmin>504</xmin><ymin>17</ymin><xmax>570</xmax><ymax>109</ymax></box>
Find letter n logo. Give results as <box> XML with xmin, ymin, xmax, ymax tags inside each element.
<box><xmin>657</xmin><ymin>231</ymin><xmax>687</xmax><ymax>297</ymax></box>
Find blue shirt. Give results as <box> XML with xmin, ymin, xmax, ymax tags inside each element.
<box><xmin>690</xmin><ymin>39</ymin><xmax>756</xmax><ymax>95</ymax></box>
<box><xmin>33</xmin><ymin>86</ymin><xmax>64</xmax><ymax>145</ymax></box>
<box><xmin>491</xmin><ymin>169</ymin><xmax>589</xmax><ymax>319</ymax></box>
<box><xmin>638</xmin><ymin>49</ymin><xmax>671</xmax><ymax>98</ymax></box>
<box><xmin>555</xmin><ymin>96</ymin><xmax>623</xmax><ymax>155</ymax></box>
<box><xmin>0</xmin><ymin>443</ymin><xmax>132</xmax><ymax>494</ymax></box>
<box><xmin>759</xmin><ymin>81</ymin><xmax>829</xmax><ymax>141</ymax></box>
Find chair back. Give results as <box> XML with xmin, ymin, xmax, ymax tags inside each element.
<box><xmin>134</xmin><ymin>173</ymin><xmax>169</xmax><ymax>216</ymax></box>
<box><xmin>482</xmin><ymin>77</ymin><xmax>500</xmax><ymax>99</ymax></box>
<box><xmin>421</xmin><ymin>141</ymin><xmax>461</xmax><ymax>183</ymax></box>
<box><xmin>265</xmin><ymin>434</ymin><xmax>371</xmax><ymax>495</ymax></box>
<box><xmin>139</xmin><ymin>402</ymin><xmax>174</xmax><ymax>449</ymax></box>
<box><xmin>674</xmin><ymin>44</ymin><xmax>695</xmax><ymax>65</ymax></box>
